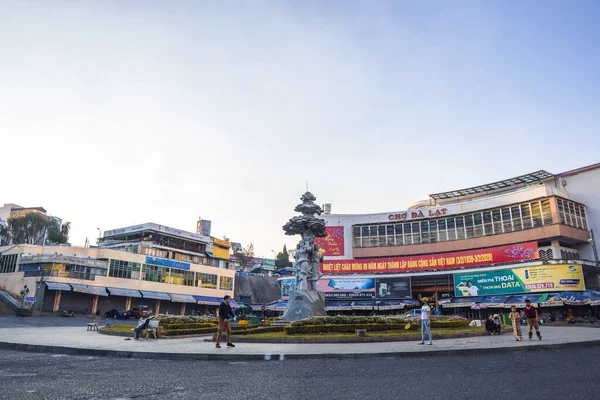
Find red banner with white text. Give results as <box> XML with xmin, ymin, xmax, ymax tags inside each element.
<box><xmin>320</xmin><ymin>242</ymin><xmax>539</xmax><ymax>274</ymax></box>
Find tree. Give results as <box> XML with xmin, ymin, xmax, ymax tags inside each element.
<box><xmin>7</xmin><ymin>213</ymin><xmax>49</xmax><ymax>245</ymax></box>
<box><xmin>47</xmin><ymin>221</ymin><xmax>70</xmax><ymax>245</ymax></box>
<box><xmin>0</xmin><ymin>225</ymin><xmax>10</xmax><ymax>246</ymax></box>
<box><xmin>7</xmin><ymin>213</ymin><xmax>70</xmax><ymax>245</ymax></box>
<box><xmin>275</xmin><ymin>244</ymin><xmax>293</xmax><ymax>269</ymax></box>
<box><xmin>233</xmin><ymin>243</ymin><xmax>255</xmax><ymax>271</ymax></box>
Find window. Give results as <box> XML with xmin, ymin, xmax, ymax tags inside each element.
<box><xmin>483</xmin><ymin>211</ymin><xmax>493</xmax><ymax>235</ymax></box>
<box><xmin>109</xmin><ymin>260</ymin><xmax>141</xmax><ymax>280</ymax></box>
<box><xmin>142</xmin><ymin>264</ymin><xmax>169</xmax><ymax>283</ymax></box>
<box><xmin>531</xmin><ymin>202</ymin><xmax>543</xmax><ymax>227</ymax></box>
<box><xmin>464</xmin><ymin>215</ymin><xmax>474</xmax><ymax>238</ymax></box>
<box><xmin>429</xmin><ymin>221</ymin><xmax>438</xmax><ymax>243</ymax></box>
<box><xmin>521</xmin><ymin>204</ymin><xmax>532</xmax><ymax>229</ymax></box>
<box><xmin>170</xmin><ymin>269</ymin><xmax>195</xmax><ymax>286</ymax></box>
<box><xmin>438</xmin><ymin>219</ymin><xmax>448</xmax><ymax>241</ymax></box>
<box><xmin>420</xmin><ymin>221</ymin><xmax>429</xmax><ymax>243</ymax></box>
<box><xmin>219</xmin><ymin>276</ymin><xmax>233</xmax><ymax>291</ymax></box>
<box><xmin>541</xmin><ymin>199</ymin><xmax>553</xmax><ymax>225</ymax></box>
<box><xmin>456</xmin><ymin>216</ymin><xmax>465</xmax><ymax>240</ymax></box>
<box><xmin>492</xmin><ymin>209</ymin><xmax>502</xmax><ymax>233</ymax></box>
<box><xmin>511</xmin><ymin>206</ymin><xmax>522</xmax><ymax>230</ymax></box>
<box><xmin>473</xmin><ymin>213</ymin><xmax>483</xmax><ymax>236</ymax></box>
<box><xmin>197</xmin><ymin>272</ymin><xmax>218</xmax><ymax>289</ymax></box>
<box><xmin>412</xmin><ymin>223</ymin><xmax>421</xmax><ymax>244</ymax></box>
<box><xmin>501</xmin><ymin>208</ymin><xmax>512</xmax><ymax>232</ymax></box>
<box><xmin>0</xmin><ymin>254</ymin><xmax>18</xmax><ymax>274</ymax></box>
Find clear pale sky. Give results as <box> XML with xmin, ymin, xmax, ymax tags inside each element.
<box><xmin>1</xmin><ymin>1</ymin><xmax>599</xmax><ymax>259</ymax></box>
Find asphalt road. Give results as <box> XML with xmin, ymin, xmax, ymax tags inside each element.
<box><xmin>0</xmin><ymin>346</ymin><xmax>598</xmax><ymax>400</ymax></box>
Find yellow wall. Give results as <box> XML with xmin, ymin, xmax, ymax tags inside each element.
<box><xmin>213</xmin><ymin>246</ymin><xmax>230</xmax><ymax>260</ymax></box>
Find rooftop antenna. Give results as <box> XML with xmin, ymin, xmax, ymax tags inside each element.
<box><xmin>306</xmin><ymin>180</ymin><xmax>309</xmax><ymax>192</ymax></box>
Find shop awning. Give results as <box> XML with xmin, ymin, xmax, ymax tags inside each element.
<box><xmin>140</xmin><ymin>291</ymin><xmax>171</xmax><ymax>301</ymax></box>
<box><xmin>540</xmin><ymin>293</ymin><xmax>564</xmax><ymax>307</ymax></box>
<box><xmin>229</xmin><ymin>300</ymin><xmax>240</xmax><ymax>308</ymax></box>
<box><xmin>443</xmin><ymin>297</ymin><xmax>484</xmax><ymax>308</ymax></box>
<box><xmin>352</xmin><ymin>301</ymin><xmax>379</xmax><ymax>310</ymax></box>
<box><xmin>106</xmin><ymin>287</ymin><xmax>142</xmax><ymax>298</ymax></box>
<box><xmin>169</xmin><ymin>293</ymin><xmax>197</xmax><ymax>303</ymax></box>
<box><xmin>45</xmin><ymin>282</ymin><xmax>72</xmax><ymax>291</ymax></box>
<box><xmin>378</xmin><ymin>301</ymin><xmax>405</xmax><ymax>311</ymax></box>
<box><xmin>561</xmin><ymin>291</ymin><xmax>591</xmax><ymax>305</ymax></box>
<box><xmin>70</xmin><ymin>284</ymin><xmax>108</xmax><ymax>297</ymax></box>
<box><xmin>267</xmin><ymin>300</ymin><xmax>288</xmax><ymax>311</ymax></box>
<box><xmin>402</xmin><ymin>299</ymin><xmax>420</xmax><ymax>306</ymax></box>
<box><xmin>325</xmin><ymin>302</ymin><xmax>353</xmax><ymax>311</ymax></box>
<box><xmin>193</xmin><ymin>296</ymin><xmax>222</xmax><ymax>305</ymax></box>
<box><xmin>479</xmin><ymin>296</ymin><xmax>511</xmax><ymax>307</ymax></box>
<box><xmin>250</xmin><ymin>304</ymin><xmax>266</xmax><ymax>311</ymax></box>
<box><xmin>504</xmin><ymin>294</ymin><xmax>548</xmax><ymax>307</ymax></box>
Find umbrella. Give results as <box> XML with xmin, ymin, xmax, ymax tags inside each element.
<box><xmin>471</xmin><ymin>304</ymin><xmax>487</xmax><ymax>310</ymax></box>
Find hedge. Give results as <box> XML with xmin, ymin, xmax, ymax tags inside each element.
<box><xmin>162</xmin><ymin>323</ymin><xmax>216</xmax><ymax>330</ymax></box>
<box><xmin>284</xmin><ymin>320</ymin><xmax>469</xmax><ymax>335</ymax></box>
<box><xmin>162</xmin><ymin>324</ymin><xmax>269</xmax><ymax>337</ymax></box>
<box><xmin>290</xmin><ymin>315</ymin><xmax>468</xmax><ymax>327</ymax></box>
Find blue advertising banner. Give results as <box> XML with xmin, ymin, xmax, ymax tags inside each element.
<box><xmin>145</xmin><ymin>256</ymin><xmax>190</xmax><ymax>271</ymax></box>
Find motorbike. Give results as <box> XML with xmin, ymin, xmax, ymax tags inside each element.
<box><xmin>63</xmin><ymin>309</ymin><xmax>74</xmax><ymax>317</ymax></box>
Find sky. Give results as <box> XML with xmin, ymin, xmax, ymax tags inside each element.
<box><xmin>1</xmin><ymin>1</ymin><xmax>599</xmax><ymax>259</ymax></box>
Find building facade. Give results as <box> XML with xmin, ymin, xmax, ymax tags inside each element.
<box><xmin>316</xmin><ymin>165</ymin><xmax>600</xmax><ymax>314</ymax></box>
<box><xmin>0</xmin><ymin>222</ymin><xmax>236</xmax><ymax>316</ymax></box>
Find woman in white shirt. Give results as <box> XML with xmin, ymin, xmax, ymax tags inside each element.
<box><xmin>418</xmin><ymin>297</ymin><xmax>433</xmax><ymax>345</ymax></box>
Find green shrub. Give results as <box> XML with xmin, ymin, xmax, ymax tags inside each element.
<box><xmin>162</xmin><ymin>323</ymin><xmax>216</xmax><ymax>330</ymax></box>
<box><xmin>157</xmin><ymin>316</ymin><xmax>217</xmax><ymax>325</ymax></box>
<box><xmin>163</xmin><ymin>328</ymin><xmax>216</xmax><ymax>336</ymax></box>
<box><xmin>290</xmin><ymin>315</ymin><xmax>468</xmax><ymax>327</ymax></box>
<box><xmin>284</xmin><ymin>320</ymin><xmax>469</xmax><ymax>335</ymax></box>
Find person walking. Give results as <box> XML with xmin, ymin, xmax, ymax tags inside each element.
<box><xmin>216</xmin><ymin>295</ymin><xmax>235</xmax><ymax>348</ymax></box>
<box><xmin>509</xmin><ymin>306</ymin><xmax>523</xmax><ymax>341</ymax></box>
<box><xmin>523</xmin><ymin>299</ymin><xmax>542</xmax><ymax>340</ymax></box>
<box><xmin>418</xmin><ymin>297</ymin><xmax>433</xmax><ymax>345</ymax></box>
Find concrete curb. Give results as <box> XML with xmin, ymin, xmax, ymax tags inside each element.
<box><xmin>1</xmin><ymin>339</ymin><xmax>600</xmax><ymax>362</ymax></box>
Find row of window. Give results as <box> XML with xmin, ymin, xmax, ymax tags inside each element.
<box><xmin>108</xmin><ymin>259</ymin><xmax>230</xmax><ymax>290</ymax></box>
<box><xmin>140</xmin><ymin>246</ymin><xmax>226</xmax><ymax>268</ymax></box>
<box><xmin>557</xmin><ymin>198</ymin><xmax>588</xmax><ymax>230</ymax></box>
<box><xmin>353</xmin><ymin>198</ymin><xmax>569</xmax><ymax>248</ymax></box>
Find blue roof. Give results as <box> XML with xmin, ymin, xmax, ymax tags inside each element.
<box><xmin>479</xmin><ymin>296</ymin><xmax>511</xmax><ymax>304</ymax></box>
<box><xmin>107</xmin><ymin>287</ymin><xmax>142</xmax><ymax>298</ymax></box>
<box><xmin>140</xmin><ymin>291</ymin><xmax>171</xmax><ymax>301</ymax></box>
<box><xmin>451</xmin><ymin>296</ymin><xmax>484</xmax><ymax>303</ymax></box>
<box><xmin>192</xmin><ymin>296</ymin><xmax>221</xmax><ymax>305</ymax></box>
<box><xmin>45</xmin><ymin>282</ymin><xmax>71</xmax><ymax>291</ymax></box>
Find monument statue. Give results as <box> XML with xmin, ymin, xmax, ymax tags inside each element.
<box><xmin>282</xmin><ymin>192</ymin><xmax>328</xmax><ymax>321</ymax></box>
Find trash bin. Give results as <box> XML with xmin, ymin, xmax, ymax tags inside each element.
<box><xmin>501</xmin><ymin>313</ymin><xmax>510</xmax><ymax>326</ymax></box>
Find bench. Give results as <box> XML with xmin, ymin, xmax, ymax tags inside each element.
<box><xmin>142</xmin><ymin>320</ymin><xmax>161</xmax><ymax>340</ymax></box>
<box><xmin>87</xmin><ymin>317</ymin><xmax>100</xmax><ymax>331</ymax></box>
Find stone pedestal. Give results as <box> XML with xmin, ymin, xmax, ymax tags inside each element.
<box><xmin>283</xmin><ymin>290</ymin><xmax>326</xmax><ymax>321</ymax></box>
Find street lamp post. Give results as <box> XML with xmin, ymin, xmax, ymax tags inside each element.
<box><xmin>97</xmin><ymin>228</ymin><xmax>102</xmax><ymax>245</ymax></box>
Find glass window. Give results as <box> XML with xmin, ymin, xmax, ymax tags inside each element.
<box><xmin>511</xmin><ymin>206</ymin><xmax>522</xmax><ymax>231</ymax></box>
<box><xmin>531</xmin><ymin>202</ymin><xmax>543</xmax><ymax>227</ymax></box>
<box><xmin>109</xmin><ymin>260</ymin><xmax>141</xmax><ymax>280</ymax></box>
<box><xmin>483</xmin><ymin>211</ymin><xmax>493</xmax><ymax>235</ymax></box>
<box><xmin>196</xmin><ymin>272</ymin><xmax>218</xmax><ymax>289</ymax></box>
<box><xmin>473</xmin><ymin>213</ymin><xmax>483</xmax><ymax>236</ymax></box>
<box><xmin>142</xmin><ymin>264</ymin><xmax>169</xmax><ymax>283</ymax></box>
<box><xmin>464</xmin><ymin>215</ymin><xmax>474</xmax><ymax>238</ymax></box>
<box><xmin>447</xmin><ymin>218</ymin><xmax>456</xmax><ymax>241</ymax></box>
<box><xmin>502</xmin><ymin>208</ymin><xmax>512</xmax><ymax>232</ymax></box>
<box><xmin>353</xmin><ymin>227</ymin><xmax>360</xmax><ymax>237</ymax></box>
<box><xmin>386</xmin><ymin>225</ymin><xmax>394</xmax><ymax>236</ymax></box>
<box><xmin>521</xmin><ymin>204</ymin><xmax>532</xmax><ymax>228</ymax></box>
<box><xmin>429</xmin><ymin>221</ymin><xmax>438</xmax><ymax>243</ymax></box>
<box><xmin>394</xmin><ymin>224</ymin><xmax>403</xmax><ymax>235</ymax></box>
<box><xmin>370</xmin><ymin>226</ymin><xmax>378</xmax><ymax>237</ymax></box>
<box><xmin>420</xmin><ymin>222</ymin><xmax>429</xmax><ymax>243</ymax></box>
<box><xmin>438</xmin><ymin>219</ymin><xmax>448</xmax><ymax>241</ymax></box>
<box><xmin>361</xmin><ymin>226</ymin><xmax>370</xmax><ymax>237</ymax></box>
<box><xmin>579</xmin><ymin>205</ymin><xmax>588</xmax><ymax>230</ymax></box>
<box><xmin>378</xmin><ymin>226</ymin><xmax>386</xmax><ymax>236</ymax></box>
<box><xmin>412</xmin><ymin>223</ymin><xmax>421</xmax><ymax>244</ymax></box>
<box><xmin>0</xmin><ymin>254</ymin><xmax>18</xmax><ymax>274</ymax></box>
<box><xmin>219</xmin><ymin>276</ymin><xmax>233</xmax><ymax>291</ymax></box>
<box><xmin>492</xmin><ymin>209</ymin><xmax>502</xmax><ymax>233</ymax></box>
<box><xmin>456</xmin><ymin>216</ymin><xmax>465</xmax><ymax>240</ymax></box>
<box><xmin>541</xmin><ymin>199</ymin><xmax>553</xmax><ymax>225</ymax></box>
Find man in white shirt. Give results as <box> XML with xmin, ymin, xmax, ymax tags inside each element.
<box><xmin>467</xmin><ymin>281</ymin><xmax>480</xmax><ymax>296</ymax></box>
<box><xmin>418</xmin><ymin>297</ymin><xmax>433</xmax><ymax>345</ymax></box>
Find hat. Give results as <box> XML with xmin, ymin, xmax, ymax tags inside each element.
<box><xmin>421</xmin><ymin>297</ymin><xmax>429</xmax><ymax>303</ymax></box>
<box><xmin>493</xmin><ymin>314</ymin><xmax>499</xmax><ymax>318</ymax></box>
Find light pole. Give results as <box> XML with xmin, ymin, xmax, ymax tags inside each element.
<box><xmin>97</xmin><ymin>228</ymin><xmax>102</xmax><ymax>245</ymax></box>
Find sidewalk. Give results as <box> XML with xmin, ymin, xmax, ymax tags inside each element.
<box><xmin>1</xmin><ymin>324</ymin><xmax>599</xmax><ymax>361</ymax></box>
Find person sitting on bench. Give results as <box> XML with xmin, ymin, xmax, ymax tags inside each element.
<box><xmin>134</xmin><ymin>316</ymin><xmax>150</xmax><ymax>340</ymax></box>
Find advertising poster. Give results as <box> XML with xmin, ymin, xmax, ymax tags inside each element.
<box><xmin>375</xmin><ymin>277</ymin><xmax>412</xmax><ymax>299</ymax></box>
<box><xmin>316</xmin><ymin>278</ymin><xmax>375</xmax><ymax>299</ymax></box>
<box><xmin>321</xmin><ymin>242</ymin><xmax>538</xmax><ymax>274</ymax></box>
<box><xmin>280</xmin><ymin>279</ymin><xmax>296</xmax><ymax>300</ymax></box>
<box><xmin>315</xmin><ymin>226</ymin><xmax>345</xmax><ymax>256</ymax></box>
<box><xmin>454</xmin><ymin>264</ymin><xmax>585</xmax><ymax>297</ymax></box>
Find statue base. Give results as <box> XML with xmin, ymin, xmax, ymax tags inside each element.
<box><xmin>282</xmin><ymin>290</ymin><xmax>326</xmax><ymax>321</ymax></box>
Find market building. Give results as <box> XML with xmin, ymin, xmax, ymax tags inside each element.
<box><xmin>305</xmin><ymin>163</ymin><xmax>600</xmax><ymax>320</ymax></box>
<box><xmin>0</xmin><ymin>222</ymin><xmax>237</xmax><ymax>316</ymax></box>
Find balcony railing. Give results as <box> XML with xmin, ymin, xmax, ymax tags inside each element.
<box><xmin>50</xmin><ymin>271</ymin><xmax>98</xmax><ymax>281</ymax></box>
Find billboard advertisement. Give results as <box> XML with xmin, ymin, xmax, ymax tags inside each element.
<box><xmin>454</xmin><ymin>264</ymin><xmax>585</xmax><ymax>297</ymax></box>
<box><xmin>375</xmin><ymin>277</ymin><xmax>412</xmax><ymax>299</ymax></box>
<box><xmin>281</xmin><ymin>279</ymin><xmax>296</xmax><ymax>300</ymax></box>
<box><xmin>321</xmin><ymin>242</ymin><xmax>538</xmax><ymax>274</ymax></box>
<box><xmin>316</xmin><ymin>278</ymin><xmax>375</xmax><ymax>299</ymax></box>
<box><xmin>315</xmin><ymin>226</ymin><xmax>345</xmax><ymax>256</ymax></box>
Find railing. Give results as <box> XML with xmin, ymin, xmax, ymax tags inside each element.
<box><xmin>23</xmin><ymin>270</ymin><xmax>48</xmax><ymax>278</ymax></box>
<box><xmin>50</xmin><ymin>271</ymin><xmax>98</xmax><ymax>281</ymax></box>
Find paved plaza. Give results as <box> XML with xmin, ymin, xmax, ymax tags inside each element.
<box><xmin>1</xmin><ymin>316</ymin><xmax>599</xmax><ymax>360</ymax></box>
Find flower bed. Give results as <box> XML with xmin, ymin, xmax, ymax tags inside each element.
<box><xmin>283</xmin><ymin>315</ymin><xmax>469</xmax><ymax>335</ymax></box>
